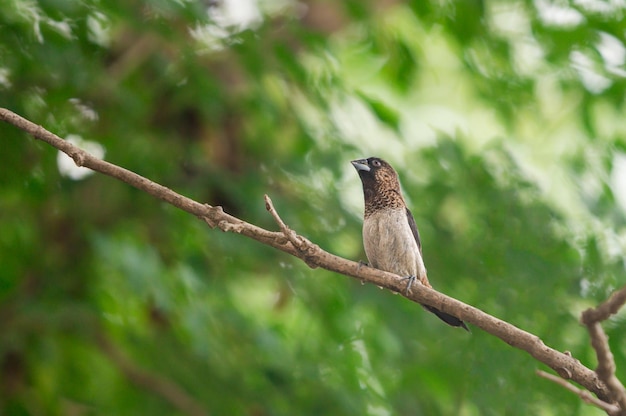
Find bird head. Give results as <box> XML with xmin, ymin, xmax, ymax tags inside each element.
<box><xmin>351</xmin><ymin>157</ymin><xmax>404</xmax><ymax>213</ymax></box>
<box><xmin>351</xmin><ymin>157</ymin><xmax>399</xmax><ymax>188</ymax></box>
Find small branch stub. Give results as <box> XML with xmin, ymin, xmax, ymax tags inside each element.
<box><xmin>264</xmin><ymin>194</ymin><xmax>320</xmax><ymax>269</ymax></box>
<box><xmin>264</xmin><ymin>195</ymin><xmax>295</xmax><ymax>242</ymax></box>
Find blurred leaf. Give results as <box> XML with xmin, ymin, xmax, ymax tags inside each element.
<box><xmin>356</xmin><ymin>90</ymin><xmax>400</xmax><ymax>132</ymax></box>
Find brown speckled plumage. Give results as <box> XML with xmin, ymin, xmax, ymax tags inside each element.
<box><xmin>359</xmin><ymin>162</ymin><xmax>406</xmax><ymax>218</ymax></box>
<box><xmin>352</xmin><ymin>157</ymin><xmax>468</xmax><ymax>330</ymax></box>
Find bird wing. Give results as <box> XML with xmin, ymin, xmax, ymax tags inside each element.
<box><xmin>405</xmin><ymin>207</ymin><xmax>422</xmax><ymax>254</ymax></box>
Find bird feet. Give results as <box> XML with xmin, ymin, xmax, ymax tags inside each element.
<box><xmin>403</xmin><ymin>275</ymin><xmax>417</xmax><ymax>295</ymax></box>
<box><xmin>357</xmin><ymin>260</ymin><xmax>369</xmax><ymax>285</ymax></box>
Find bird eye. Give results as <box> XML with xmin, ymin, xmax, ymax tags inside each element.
<box><xmin>372</xmin><ymin>159</ymin><xmax>381</xmax><ymax>167</ymax></box>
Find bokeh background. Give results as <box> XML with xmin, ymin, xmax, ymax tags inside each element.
<box><xmin>2</xmin><ymin>0</ymin><xmax>626</xmax><ymax>415</ymax></box>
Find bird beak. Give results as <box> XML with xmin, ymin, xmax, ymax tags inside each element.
<box><xmin>351</xmin><ymin>159</ymin><xmax>370</xmax><ymax>172</ymax></box>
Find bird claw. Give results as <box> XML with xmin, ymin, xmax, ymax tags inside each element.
<box><xmin>403</xmin><ymin>275</ymin><xmax>417</xmax><ymax>295</ymax></box>
<box><xmin>357</xmin><ymin>261</ymin><xmax>369</xmax><ymax>285</ymax></box>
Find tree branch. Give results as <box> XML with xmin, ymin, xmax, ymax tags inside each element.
<box><xmin>0</xmin><ymin>107</ymin><xmax>615</xmax><ymax>403</ymax></box>
<box><xmin>581</xmin><ymin>287</ymin><xmax>626</xmax><ymax>412</ymax></box>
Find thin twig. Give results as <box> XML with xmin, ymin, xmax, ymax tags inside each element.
<box><xmin>0</xmin><ymin>107</ymin><xmax>614</xmax><ymax>402</ymax></box>
<box><xmin>264</xmin><ymin>194</ymin><xmax>320</xmax><ymax>268</ymax></box>
<box><xmin>536</xmin><ymin>370</ymin><xmax>620</xmax><ymax>415</ymax></box>
<box><xmin>264</xmin><ymin>194</ymin><xmax>298</xmax><ymax>246</ymax></box>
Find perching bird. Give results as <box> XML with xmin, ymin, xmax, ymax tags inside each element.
<box><xmin>351</xmin><ymin>157</ymin><xmax>468</xmax><ymax>330</ymax></box>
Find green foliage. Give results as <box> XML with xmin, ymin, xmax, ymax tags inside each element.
<box><xmin>2</xmin><ymin>0</ymin><xmax>626</xmax><ymax>415</ymax></box>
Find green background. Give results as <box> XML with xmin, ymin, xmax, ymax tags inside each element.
<box><xmin>2</xmin><ymin>0</ymin><xmax>626</xmax><ymax>415</ymax></box>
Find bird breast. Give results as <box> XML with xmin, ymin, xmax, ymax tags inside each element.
<box><xmin>362</xmin><ymin>208</ymin><xmax>426</xmax><ymax>279</ymax></box>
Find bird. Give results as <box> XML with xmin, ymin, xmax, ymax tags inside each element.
<box><xmin>351</xmin><ymin>157</ymin><xmax>468</xmax><ymax>330</ymax></box>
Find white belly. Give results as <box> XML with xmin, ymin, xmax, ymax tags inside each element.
<box><xmin>363</xmin><ymin>209</ymin><xmax>426</xmax><ymax>279</ymax></box>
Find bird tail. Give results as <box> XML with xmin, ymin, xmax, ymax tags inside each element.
<box><xmin>423</xmin><ymin>305</ymin><xmax>469</xmax><ymax>332</ymax></box>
